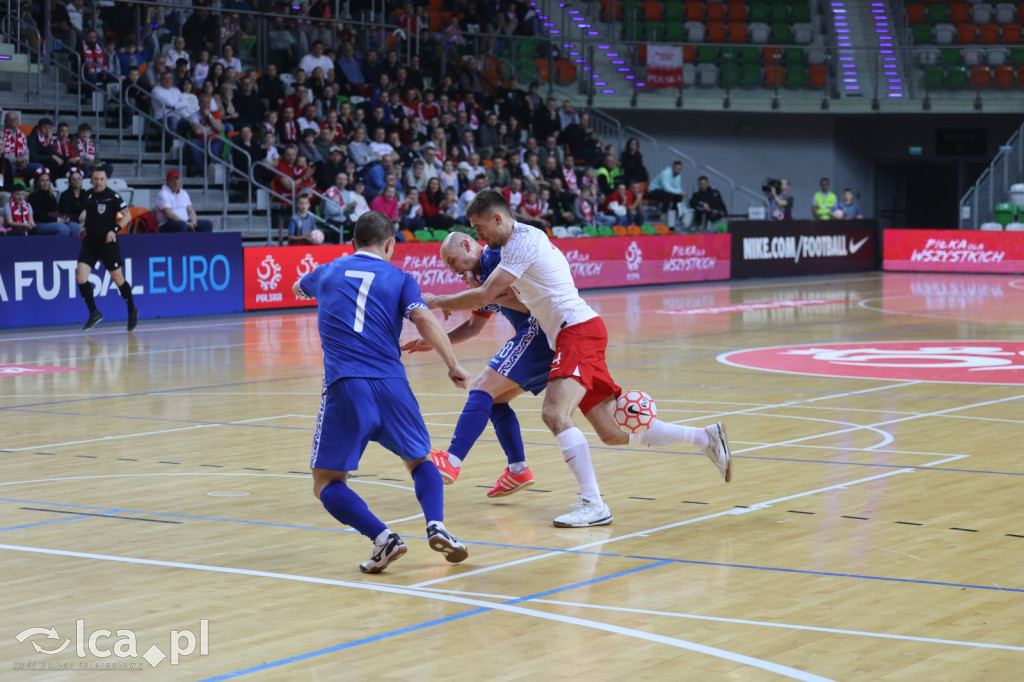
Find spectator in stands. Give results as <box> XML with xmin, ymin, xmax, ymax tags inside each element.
<box><xmin>187</xmin><ymin>94</ymin><xmax>224</xmax><ymax>175</ymax></box>
<box><xmin>267</xmin><ymin>15</ymin><xmax>298</xmax><ymax>74</ymax></box>
<box><xmin>216</xmin><ymin>83</ymin><xmax>242</xmax><ymax>132</ymax></box>
<box><xmin>520</xmin><ymin>188</ymin><xmax>549</xmax><ymax>231</ymax></box>
<box><xmin>691</xmin><ymin>175</ymin><xmax>728</xmax><ymax>230</ymax></box>
<box><xmin>27</xmin><ymin>118</ymin><xmax>56</xmax><ymax>176</ymax></box>
<box><xmin>259</xmin><ymin>63</ymin><xmax>286</xmax><ymax>113</ymax></box>
<box><xmin>517</xmin><ymin>136</ymin><xmax>539</xmax><ymax>165</ymax></box>
<box><xmin>217</xmin><ymin>45</ymin><xmax>242</xmax><ymax>75</ymax></box>
<box><xmin>477</xmin><ymin>113</ymin><xmax>500</xmax><ymax>160</ymax></box>
<box><xmin>183</xmin><ymin>8</ymin><xmax>217</xmax><ymax>54</ymax></box>
<box><xmin>317</xmin><ymin>144</ymin><xmax>348</xmax><ymax>190</ymax></box>
<box><xmin>27</xmin><ymin>171</ymin><xmax>73</xmax><ymax>236</ymax></box>
<box><xmin>835</xmin><ymin>188</ymin><xmax>863</xmax><ymax>220</ymax></box>
<box><xmin>812</xmin><ymin>177</ymin><xmax>837</xmax><ymax>221</ymax></box>
<box><xmin>57</xmin><ymin>168</ymin><xmax>88</xmax><ymax>225</ymax></box>
<box><xmin>287</xmin><ymin>193</ymin><xmax>318</xmax><ymax>245</ymax></box>
<box><xmin>48</xmin><ymin>122</ymin><xmax>80</xmax><ymax>178</ymax></box>
<box><xmin>560</xmin><ymin>111</ymin><xmax>602</xmax><ymax>167</ymax></box>
<box><xmin>619</xmin><ymin>138</ymin><xmax>649</xmax><ymax>185</ymax></box>
<box><xmin>459</xmin><ymin>153</ymin><xmax>487</xmax><ymax>185</ymax></box>
<box><xmin>229</xmin><ymin>125</ymin><xmax>264</xmax><ymax>198</ymax></box>
<box><xmin>75</xmin><ymin>123</ymin><xmax>112</xmax><ymax>178</ymax></box>
<box><xmin>299</xmin><ymin>40</ymin><xmax>334</xmax><ymax>83</ymax></box>
<box><xmin>648</xmin><ymin>160</ymin><xmax>687</xmax><ymax>216</ymax></box>
<box><xmin>487</xmin><ymin>156</ymin><xmax>511</xmax><ymax>189</ymax></box>
<box><xmin>298</xmin><ymin>128</ymin><xmax>325</xmax><ymax>169</ymax></box>
<box><xmin>533</xmin><ymin>98</ymin><xmax>560</xmax><ymax>142</ymax></box>
<box><xmin>117</xmin><ymin>38</ymin><xmax>148</xmax><ymax>76</ymax></box>
<box><xmin>322</xmin><ymin>170</ymin><xmax>350</xmax><ymax>238</ymax></box>
<box><xmin>540</xmin><ymin>155</ymin><xmax>560</xmax><ymax>188</ymax></box>
<box><xmin>421</xmin><ymin>143</ymin><xmax>442</xmax><ymax>175</ymax></box>
<box><xmin>537</xmin><ymin>134</ymin><xmax>561</xmax><ymax>168</ymax></box>
<box><xmin>419</xmin><ymin>176</ymin><xmax>455</xmax><ymax>230</ymax></box>
<box><xmin>292</xmin><ymin>154</ymin><xmax>318</xmax><ymax>196</ymax></box>
<box><xmin>575</xmin><ymin>184</ymin><xmax>613</xmax><ymax>228</ymax></box>
<box><xmin>151</xmin><ymin>71</ymin><xmax>190</xmax><ymax>138</ymax></box>
<box><xmin>547</xmin><ymin>177</ymin><xmax>577</xmax><ymax>226</ymax></box>
<box><xmin>519</xmin><ymin>152</ymin><xmax>543</xmax><ymax>193</ymax></box>
<box><xmin>155</xmin><ymin>170</ymin><xmax>213</xmax><ymax>233</ymax></box>
<box><xmin>559</xmin><ymin>154</ymin><xmax>580</xmax><ymax>195</ymax></box>
<box><xmin>362</xmin><ymin>156</ymin><xmax>396</xmax><ymax>199</ymax></box>
<box><xmin>768</xmin><ymin>178</ymin><xmax>792</xmax><ymax>221</ymax></box>
<box><xmin>141</xmin><ymin>54</ymin><xmax>167</xmax><ymax>90</ymax></box>
<box><xmin>335</xmin><ymin>42</ymin><xmax>364</xmax><ymax>91</ymax></box>
<box><xmin>165</xmin><ymin>36</ymin><xmax>189</xmax><ymax>68</ymax></box>
<box><xmin>558</xmin><ymin>101</ymin><xmax>579</xmax><ymax>130</ymax></box>
<box><xmin>234</xmin><ymin>78</ymin><xmax>266</xmax><ymax>130</ymax></box>
<box><xmin>603</xmin><ymin>181</ymin><xmax>643</xmax><ymax>227</ymax></box>
<box><xmin>362</xmin><ymin>49</ymin><xmax>387</xmax><ymax>90</ymax></box>
<box><xmin>594</xmin><ymin>153</ymin><xmax>623</xmax><ymax>197</ymax></box>
<box><xmin>347</xmin><ymin>127</ymin><xmax>374</xmax><ymax>168</ymax></box>
<box><xmin>501</xmin><ymin>176</ymin><xmax>526</xmax><ymax>214</ymax></box>
<box><xmin>192</xmin><ymin>50</ymin><xmax>211</xmax><ymax>88</ymax></box>
<box><xmin>398</xmin><ymin>187</ymin><xmax>425</xmax><ymax>234</ymax></box>
<box><xmin>368</xmin><ymin>126</ymin><xmax>396</xmax><ymax>163</ymax></box>
<box><xmin>81</xmin><ymin>29</ymin><xmax>114</xmax><ymax>93</ymax></box>
<box><xmin>276</xmin><ymin>106</ymin><xmax>300</xmax><ymax>145</ymax></box>
<box><xmin>404</xmin><ymin>159</ymin><xmax>430</xmax><ymax>193</ymax></box>
<box><xmin>314</xmin><ymin>127</ymin><xmax>337</xmax><ymax>165</ymax></box>
<box><xmin>48</xmin><ymin>0</ymin><xmax>77</xmax><ymax>55</ymax></box>
<box><xmin>368</xmin><ymin>185</ymin><xmax>405</xmax><ymax>240</ymax></box>
<box><xmin>455</xmin><ymin>129</ymin><xmax>477</xmax><ymax>163</ymax></box>
<box><xmin>3</xmin><ymin>186</ymin><xmax>34</xmax><ymax>235</ymax></box>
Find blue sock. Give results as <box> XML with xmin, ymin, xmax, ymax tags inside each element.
<box><xmin>320</xmin><ymin>480</ymin><xmax>387</xmax><ymax>541</ymax></box>
<box><xmin>410</xmin><ymin>460</ymin><xmax>444</xmax><ymax>524</ymax></box>
<box><xmin>448</xmin><ymin>389</ymin><xmax>494</xmax><ymax>461</ymax></box>
<box><xmin>490</xmin><ymin>402</ymin><xmax>526</xmax><ymax>465</ymax></box>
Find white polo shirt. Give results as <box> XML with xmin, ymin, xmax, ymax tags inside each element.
<box><xmin>154</xmin><ymin>184</ymin><xmax>194</xmax><ymax>227</ymax></box>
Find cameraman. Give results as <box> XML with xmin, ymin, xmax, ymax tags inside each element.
<box><xmin>765</xmin><ymin>178</ymin><xmax>792</xmax><ymax>221</ymax></box>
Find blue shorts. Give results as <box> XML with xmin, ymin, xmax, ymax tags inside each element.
<box><xmin>487</xmin><ymin>320</ymin><xmax>554</xmax><ymax>396</ymax></box>
<box><xmin>310</xmin><ymin>376</ymin><xmax>432</xmax><ymax>472</ymax></box>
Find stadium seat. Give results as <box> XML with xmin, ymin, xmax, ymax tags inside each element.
<box><xmin>748</xmin><ymin>22</ymin><xmax>771</xmax><ymax>44</ymax></box>
<box><xmin>684</xmin><ymin>0</ymin><xmax>704</xmax><ymax>21</ymax></box>
<box><xmin>1006</xmin><ymin>222</ymin><xmax>1024</xmax><ymax>231</ymax></box>
<box><xmin>697</xmin><ymin>63</ymin><xmax>720</xmax><ymax>86</ymax></box>
<box><xmin>994</xmin><ymin>203</ymin><xmax>1018</xmax><ymax>226</ymax></box>
<box><xmin>654</xmin><ymin>224</ymin><xmax>672</xmax><ymax>235</ymax></box>
<box><xmin>948</xmin><ymin>65</ymin><xmax>970</xmax><ymax>86</ymax></box>
<box><xmin>783</xmin><ymin>47</ymin><xmax>805</xmax><ymax>66</ymax></box>
<box><xmin>707</xmin><ymin>22</ymin><xmax>727</xmax><ymax>42</ymax></box>
<box><xmin>667</xmin><ymin>23</ymin><xmax>685</xmax><ymax>41</ymax></box>
<box><xmin>807</xmin><ymin>47</ymin><xmax>827</xmax><ymax>65</ymax></box>
<box><xmin>432</xmin><ymin>229</ymin><xmax>450</xmax><ymax>241</ymax></box>
<box><xmin>601</xmin><ymin>0</ymin><xmax>622</xmax><ymax>21</ymax></box>
<box><xmin>973</xmin><ymin>3</ymin><xmax>994</xmax><ymax>24</ymax></box>
<box><xmin>786</xmin><ymin>65</ymin><xmax>808</xmax><ymax>88</ymax></box>
<box><xmin>763</xmin><ymin>47</ymin><xmax>782</xmax><ymax>65</ymax></box>
<box><xmin>917</xmin><ymin>48</ymin><xmax>941</xmax><ymax>65</ymax></box>
<box><xmin>792</xmin><ymin>4</ymin><xmax>811</xmax><ymax>24</ymax></box>
<box><xmin>1011</xmin><ymin>47</ymin><xmax>1024</xmax><ymax>64</ymax></box>
<box><xmin>925</xmin><ymin>65</ymin><xmax>945</xmax><ymax>88</ymax></box>
<box><xmin>685</xmin><ymin>21</ymin><xmax>705</xmax><ymax>42</ymax></box>
<box><xmin>748</xmin><ymin>2</ymin><xmax>769</xmax><ymax>24</ymax></box>
<box><xmin>414</xmin><ymin>229</ymin><xmax>432</xmax><ymax>242</ymax></box>
<box><xmin>663</xmin><ymin>1</ymin><xmax>684</xmax><ymax>22</ymax></box>
<box><xmin>994</xmin><ymin>64</ymin><xmax>1015</xmax><ymax>85</ymax></box>
<box><xmin>971</xmin><ymin>65</ymin><xmax>992</xmax><ymax>85</ymax></box>
<box><xmin>793</xmin><ymin>23</ymin><xmax>814</xmax><ymax>45</ymax></box>
<box><xmin>641</xmin><ymin>225</ymin><xmax>658</xmax><ymax>235</ymax></box>
<box><xmin>742</xmin><ymin>63</ymin><xmax>762</xmax><ymax>86</ymax></box>
<box><xmin>552</xmin><ymin>226</ymin><xmax>570</xmax><ymax>238</ymax></box>
<box><xmin>728</xmin><ymin>21</ymin><xmax>748</xmax><ymax>43</ymax></box>
<box><xmin>808</xmin><ymin>64</ymin><xmax>827</xmax><ymax>88</ymax></box>
<box><xmin>912</xmin><ymin>23</ymin><xmax>933</xmax><ymax>44</ymax></box>
<box><xmin>738</xmin><ymin>46</ymin><xmax>760</xmax><ymax>63</ymax></box>
<box><xmin>988</xmin><ymin>47</ymin><xmax>1009</xmax><ymax>65</ymax></box>
<box><xmin>627</xmin><ymin>224</ymin><xmax>644</xmax><ymax>236</ymax></box>
<box><xmin>401</xmin><ymin>229</ymin><xmax>417</xmax><ymax>242</ymax></box>
<box><xmin>935</xmin><ymin>24</ymin><xmax>957</xmax><ymax>44</ymax></box>
<box><xmin>682</xmin><ymin>62</ymin><xmax>697</xmax><ymax>86</ymax></box>
<box><xmin>556</xmin><ymin>60</ymin><xmax>576</xmax><ymax>83</ymax></box>
<box><xmin>1003</xmin><ymin>23</ymin><xmax>1021</xmax><ymax>43</ymax></box>
<box><xmin>613</xmin><ymin>225</ymin><xmax>629</xmax><ymax>236</ymax></box>
<box><xmin>940</xmin><ymin>47</ymin><xmax>961</xmax><ymax>66</ymax></box>
<box><xmin>928</xmin><ymin>3</ymin><xmax>950</xmax><ymax>24</ymax></box>
<box><xmin>962</xmin><ymin>47</ymin><xmax>984</xmax><ymax>65</ymax></box>
<box><xmin>682</xmin><ymin>45</ymin><xmax>696</xmax><ymax>62</ymax></box>
<box><xmin>908</xmin><ymin>4</ymin><xmax>926</xmax><ymax>24</ymax></box>
<box><xmin>763</xmin><ymin>64</ymin><xmax>785</xmax><ymax>87</ymax></box>
<box><xmin>582</xmin><ymin>226</ymin><xmax>599</xmax><ymax>237</ymax></box>
<box><xmin>727</xmin><ymin>1</ymin><xmax>746</xmax><ymax>22</ymax></box>
<box><xmin>534</xmin><ymin>59</ymin><xmax>551</xmax><ymax>81</ymax></box>
<box><xmin>770</xmin><ymin>3</ymin><xmax>789</xmax><ymax>23</ymax></box>
<box><xmin>950</xmin><ymin>3</ymin><xmax>971</xmax><ymax>24</ymax></box>
<box><xmin>957</xmin><ymin>23</ymin><xmax>977</xmax><ymax>44</ymax></box>
<box><xmin>722</xmin><ymin>63</ymin><xmax>742</xmax><ymax>87</ymax></box>
<box><xmin>597</xmin><ymin>225</ymin><xmax>616</xmax><ymax>237</ymax></box>
<box><xmin>644</xmin><ymin>20</ymin><xmax>664</xmax><ymax>40</ymax></box>
<box><xmin>698</xmin><ymin>45</ymin><xmax>719</xmax><ymax>63</ymax></box>
<box><xmin>642</xmin><ymin>0</ymin><xmax>661</xmax><ymax>21</ymax></box>
<box><xmin>980</xmin><ymin>222</ymin><xmax>1004</xmax><ymax>230</ymax></box>
<box><xmin>980</xmin><ymin>23</ymin><xmax>1000</xmax><ymax>43</ymax></box>
<box><xmin>707</xmin><ymin>2</ymin><xmax>725</xmax><ymax>22</ymax></box>
<box><xmin>771</xmin><ymin>22</ymin><xmax>792</xmax><ymax>44</ymax></box>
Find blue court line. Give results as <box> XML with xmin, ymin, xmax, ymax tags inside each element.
<box><xmin>0</xmin><ymin>373</ymin><xmax>324</xmax><ymax>412</ymax></box>
<box><xmin>0</xmin><ymin>516</ymin><xmax>88</xmax><ymax>532</ymax></box>
<box><xmin>199</xmin><ymin>560</ymin><xmax>671</xmax><ymax>681</ymax></box>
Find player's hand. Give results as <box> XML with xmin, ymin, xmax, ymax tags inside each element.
<box><xmin>294</xmin><ymin>282</ymin><xmax>313</xmax><ymax>300</ymax></box>
<box><xmin>105</xmin><ymin>230</ymin><xmax>116</xmax><ymax>243</ymax></box>
<box><xmin>448</xmin><ymin>363</ymin><xmax>470</xmax><ymax>389</ymax></box>
<box><xmin>401</xmin><ymin>337</ymin><xmax>433</xmax><ymax>353</ymax></box>
<box><xmin>421</xmin><ymin>292</ymin><xmax>440</xmax><ymax>309</ymax></box>
<box><xmin>462</xmin><ymin>271</ymin><xmax>481</xmax><ymax>289</ymax></box>
<box><xmin>78</xmin><ymin>227</ymin><xmax>86</xmax><ymax>238</ymax></box>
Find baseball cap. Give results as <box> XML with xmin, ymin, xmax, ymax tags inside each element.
<box><xmin>166</xmin><ymin>169</ymin><xmax>181</xmax><ymax>181</ymax></box>
<box><xmin>422</xmin><ymin>142</ymin><xmax>436</xmax><ymax>150</ymax></box>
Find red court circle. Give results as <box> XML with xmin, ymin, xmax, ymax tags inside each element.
<box><xmin>718</xmin><ymin>341</ymin><xmax>1024</xmax><ymax>385</ymax></box>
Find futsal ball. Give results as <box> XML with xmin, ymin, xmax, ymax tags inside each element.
<box><xmin>614</xmin><ymin>390</ymin><xmax>657</xmax><ymax>434</ymax></box>
<box><xmin>309</xmin><ymin>228</ymin><xmax>325</xmax><ymax>244</ymax></box>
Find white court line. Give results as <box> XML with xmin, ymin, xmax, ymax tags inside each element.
<box><xmin>0</xmin><ymin>542</ymin><xmax>832</xmax><ymax>682</ymax></box>
<box><xmin>4</xmin><ymin>415</ymin><xmax>304</xmax><ymax>452</ymax></box>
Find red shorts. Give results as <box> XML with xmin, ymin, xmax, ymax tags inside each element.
<box><xmin>548</xmin><ymin>317</ymin><xmax>622</xmax><ymax>415</ymax></box>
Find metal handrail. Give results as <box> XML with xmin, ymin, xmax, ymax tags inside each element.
<box><xmin>252</xmin><ymin>160</ymin><xmax>339</xmax><ymax>244</ymax></box>
<box><xmin>699</xmin><ymin>165</ymin><xmax>736</xmax><ymax>210</ymax></box>
<box><xmin>123</xmin><ymin>83</ymin><xmax>190</xmax><ymax>176</ymax></box>
<box><xmin>0</xmin><ymin>15</ymin><xmax>42</xmax><ymax>97</ymax></box>
<box><xmin>959</xmin><ymin>123</ymin><xmax>1024</xmax><ymax>229</ymax></box>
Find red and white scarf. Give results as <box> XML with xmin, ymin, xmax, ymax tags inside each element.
<box><xmin>3</xmin><ymin>128</ymin><xmax>27</xmax><ymax>158</ymax></box>
<box><xmin>324</xmin><ymin>185</ymin><xmax>345</xmax><ymax>207</ymax></box>
<box><xmin>53</xmin><ymin>137</ymin><xmax>75</xmax><ymax>159</ymax></box>
<box><xmin>82</xmin><ymin>42</ymin><xmax>105</xmax><ymax>74</ymax></box>
<box><xmin>8</xmin><ymin>198</ymin><xmax>31</xmax><ymax>224</ymax></box>
<box><xmin>562</xmin><ymin>165</ymin><xmax>579</xmax><ymax>193</ymax></box>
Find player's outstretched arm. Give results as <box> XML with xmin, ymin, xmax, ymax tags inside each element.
<box><xmin>401</xmin><ymin>312</ymin><xmax>488</xmax><ymax>353</ymax></box>
<box><xmin>422</xmin><ymin>268</ymin><xmax>517</xmax><ymax>312</ymax></box>
<box><xmin>292</xmin><ymin>281</ymin><xmax>314</xmax><ymax>300</ymax></box>
<box><xmin>408</xmin><ymin>307</ymin><xmax>469</xmax><ymax>389</ymax></box>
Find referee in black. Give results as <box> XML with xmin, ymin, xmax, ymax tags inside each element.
<box><xmin>76</xmin><ymin>166</ymin><xmax>139</xmax><ymax>331</ymax></box>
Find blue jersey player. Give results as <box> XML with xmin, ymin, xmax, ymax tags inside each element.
<box><xmin>403</xmin><ymin>231</ymin><xmax>555</xmax><ymax>498</ymax></box>
<box><xmin>293</xmin><ymin>211</ymin><xmax>471</xmax><ymax>574</ymax></box>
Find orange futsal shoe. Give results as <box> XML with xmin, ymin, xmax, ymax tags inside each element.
<box><xmin>486</xmin><ymin>466</ymin><xmax>535</xmax><ymax>498</ymax></box>
<box><xmin>431</xmin><ymin>449</ymin><xmax>460</xmax><ymax>484</ymax></box>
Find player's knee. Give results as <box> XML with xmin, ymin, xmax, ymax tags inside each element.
<box><xmin>541</xmin><ymin>404</ymin><xmax>570</xmax><ymax>432</ymax></box>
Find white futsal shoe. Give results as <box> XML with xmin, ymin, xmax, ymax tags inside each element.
<box><xmin>553</xmin><ymin>498</ymin><xmax>613</xmax><ymax>528</ymax></box>
<box><xmin>704</xmin><ymin>422</ymin><xmax>732</xmax><ymax>483</ymax></box>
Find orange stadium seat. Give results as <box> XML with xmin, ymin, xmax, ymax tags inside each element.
<box><xmin>654</xmin><ymin>224</ymin><xmax>671</xmax><ymax>235</ymax></box>
<box><xmin>125</xmin><ymin>207</ymin><xmax>150</xmax><ymax>234</ymax></box>
<box><xmin>957</xmin><ymin>23</ymin><xmax>977</xmax><ymax>43</ymax></box>
<box><xmin>950</xmin><ymin>4</ymin><xmax>971</xmax><ymax>24</ymax></box>
<box><xmin>19</xmin><ymin>124</ymin><xmax>32</xmax><ymax>136</ymax></box>
<box><xmin>556</xmin><ymin>59</ymin><xmax>576</xmax><ymax>83</ymax></box>
<box><xmin>684</xmin><ymin>1</ymin><xmax>704</xmax><ymax>21</ymax></box>
<box><xmin>627</xmin><ymin>224</ymin><xmax>644</xmax><ymax>236</ymax></box>
<box><xmin>727</xmin><ymin>1</ymin><xmax>746</xmax><ymax>22</ymax></box>
<box><xmin>683</xmin><ymin>45</ymin><xmax>696</xmax><ymax>63</ymax></box>
<box><xmin>401</xmin><ymin>229</ymin><xmax>417</xmax><ymax>242</ymax></box>
<box><xmin>1003</xmin><ymin>23</ymin><xmax>1021</xmax><ymax>43</ymax></box>
<box><xmin>637</xmin><ymin>43</ymin><xmax>648</xmax><ymax>64</ymax></box>
<box><xmin>707</xmin><ymin>22</ymin><xmax>726</xmax><ymax>42</ymax></box>
<box><xmin>601</xmin><ymin>0</ymin><xmax>621</xmax><ymax>21</ymax></box>
<box><xmin>994</xmin><ymin>64</ymin><xmax>1015</xmax><ymax>86</ymax></box>
<box><xmin>534</xmin><ymin>58</ymin><xmax>551</xmax><ymax>81</ymax></box>
<box><xmin>980</xmin><ymin>23</ymin><xmax>1000</xmax><ymax>43</ymax></box>
<box><xmin>763</xmin><ymin>47</ymin><xmax>782</xmax><ymax>64</ymax></box>
<box><xmin>728</xmin><ymin>21</ymin><xmax>747</xmax><ymax>43</ymax></box>
<box><xmin>613</xmin><ymin>225</ymin><xmax>629</xmax><ymax>236</ymax></box>
<box><xmin>429</xmin><ymin>0</ymin><xmax>443</xmax><ymax>10</ymax></box>
<box><xmin>643</xmin><ymin>0</ymin><xmax>662</xmax><ymax>21</ymax></box>
<box><xmin>971</xmin><ymin>65</ymin><xmax>992</xmax><ymax>85</ymax></box>
<box><xmin>809</xmin><ymin>64</ymin><xmax>827</xmax><ymax>87</ymax></box>
<box><xmin>706</xmin><ymin>2</ymin><xmax>726</xmax><ymax>22</ymax></box>
<box><xmin>763</xmin><ymin>64</ymin><xmax>785</xmax><ymax>87</ymax></box>
<box><xmin>906</xmin><ymin>4</ymin><xmax>926</xmax><ymax>23</ymax></box>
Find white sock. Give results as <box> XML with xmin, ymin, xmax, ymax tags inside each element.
<box><xmin>508</xmin><ymin>461</ymin><xmax>526</xmax><ymax>474</ymax></box>
<box><xmin>446</xmin><ymin>454</ymin><xmax>463</xmax><ymax>468</ymax></box>
<box><xmin>628</xmin><ymin>420</ymin><xmax>709</xmax><ymax>450</ymax></box>
<box><xmin>426</xmin><ymin>520</ymin><xmax>445</xmax><ymax>532</ymax></box>
<box><xmin>374</xmin><ymin>528</ymin><xmax>392</xmax><ymax>545</ymax></box>
<box><xmin>555</xmin><ymin>427</ymin><xmax>602</xmax><ymax>505</ymax></box>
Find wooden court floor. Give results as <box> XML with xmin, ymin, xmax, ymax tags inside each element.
<box><xmin>1</xmin><ymin>271</ymin><xmax>1023</xmax><ymax>680</ymax></box>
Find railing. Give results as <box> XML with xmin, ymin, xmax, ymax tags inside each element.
<box><xmin>251</xmin><ymin>160</ymin><xmax>340</xmax><ymax>245</ymax></box>
<box><xmin>0</xmin><ymin>14</ymin><xmax>42</xmax><ymax>97</ymax></box>
<box><xmin>959</xmin><ymin>123</ymin><xmax>1024</xmax><ymax>230</ymax></box>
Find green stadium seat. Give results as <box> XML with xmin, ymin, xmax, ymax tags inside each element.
<box><xmin>791</xmin><ymin>4</ymin><xmax>811</xmax><ymax>23</ymax></box>
<box><xmin>641</xmin><ymin>225</ymin><xmax>658</xmax><ymax>235</ymax></box>
<box><xmin>414</xmin><ymin>229</ymin><xmax>433</xmax><ymax>242</ymax></box>
<box><xmin>721</xmin><ymin>64</ymin><xmax>742</xmax><ymax>87</ymax></box>
<box><xmin>947</xmin><ymin>66</ymin><xmax>969</xmax><ymax>87</ymax></box>
<box><xmin>940</xmin><ymin>48</ymin><xmax>961</xmax><ymax>66</ymax></box>
<box><xmin>597</xmin><ymin>225</ymin><xmax>616</xmax><ymax>237</ymax></box>
<box><xmin>739</xmin><ymin>46</ymin><xmax>761</xmax><ymax>64</ymax></box>
<box><xmin>783</xmin><ymin>47</ymin><xmax>805</xmax><ymax>66</ymax></box>
<box><xmin>697</xmin><ymin>45</ymin><xmax>719</xmax><ymax>63</ymax></box>
<box><xmin>926</xmin><ymin>3</ymin><xmax>949</xmax><ymax>25</ymax></box>
<box><xmin>664</xmin><ymin>2</ymin><xmax>684</xmax><ymax>22</ymax></box>
<box><xmin>925</xmin><ymin>65</ymin><xmax>945</xmax><ymax>88</ymax></box>
<box><xmin>582</xmin><ymin>226</ymin><xmax>599</xmax><ymax>237</ymax></box>
<box><xmin>785</xmin><ymin>64</ymin><xmax>808</xmax><ymax>88</ymax></box>
<box><xmin>748</xmin><ymin>2</ymin><xmax>769</xmax><ymax>23</ymax></box>
<box><xmin>742</xmin><ymin>63</ymin><xmax>762</xmax><ymax>86</ymax></box>
<box><xmin>431</xmin><ymin>229</ymin><xmax>450</xmax><ymax>241</ymax></box>
<box><xmin>644</xmin><ymin>21</ymin><xmax>664</xmax><ymax>41</ymax></box>
<box><xmin>771</xmin><ymin>22</ymin><xmax>792</xmax><ymax>44</ymax></box>
<box><xmin>666</xmin><ymin>23</ymin><xmax>685</xmax><ymax>41</ymax></box>
<box><xmin>912</xmin><ymin>23</ymin><xmax>933</xmax><ymax>44</ymax></box>
<box><xmin>995</xmin><ymin>203</ymin><xmax>1019</xmax><ymax>226</ymax></box>
<box><xmin>769</xmin><ymin>3</ymin><xmax>789</xmax><ymax>23</ymax></box>
<box><xmin>1010</xmin><ymin>47</ymin><xmax>1024</xmax><ymax>66</ymax></box>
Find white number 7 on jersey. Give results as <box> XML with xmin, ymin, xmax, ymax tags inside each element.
<box><xmin>344</xmin><ymin>270</ymin><xmax>375</xmax><ymax>333</ymax></box>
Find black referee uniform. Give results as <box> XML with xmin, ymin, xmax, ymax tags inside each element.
<box><xmin>77</xmin><ymin>186</ymin><xmax>138</xmax><ymax>331</ymax></box>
